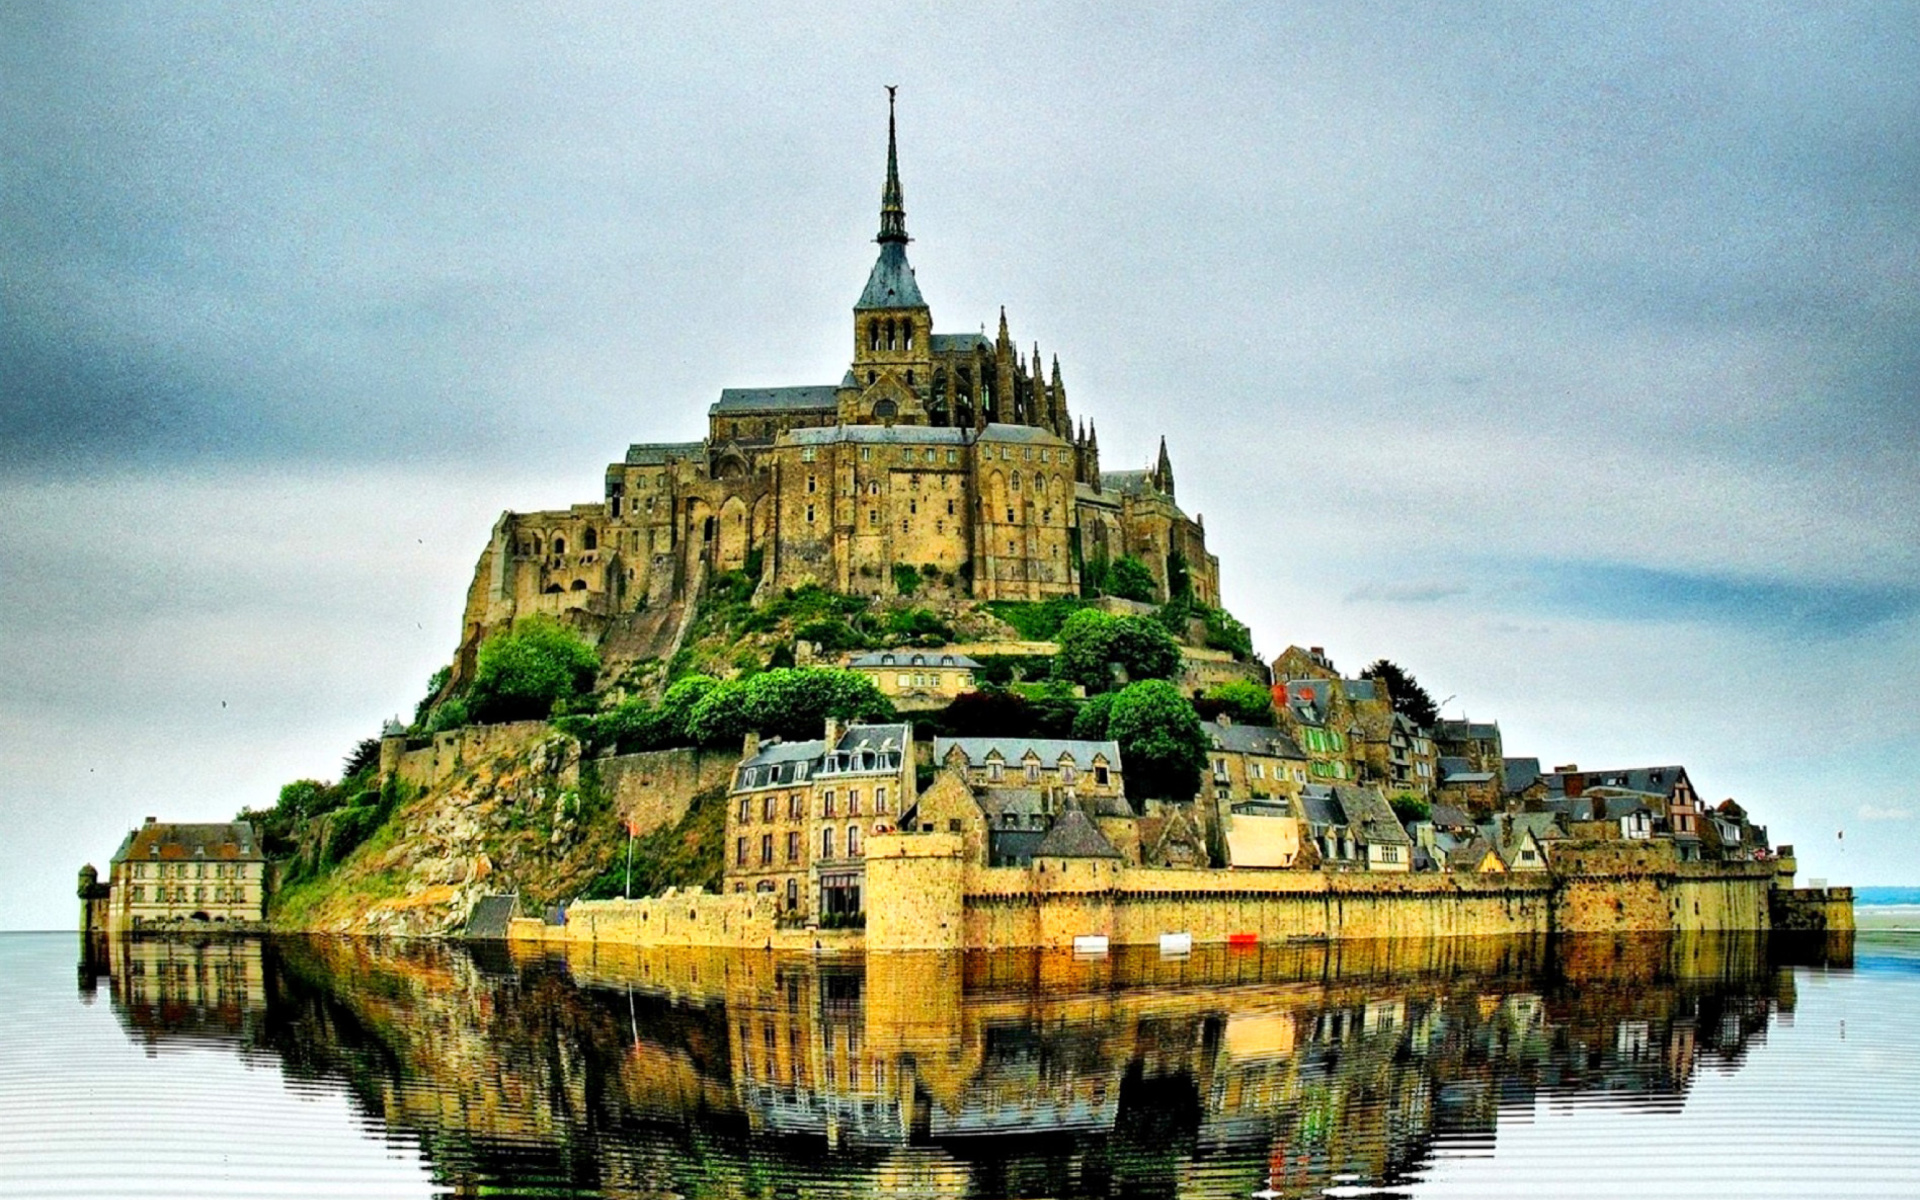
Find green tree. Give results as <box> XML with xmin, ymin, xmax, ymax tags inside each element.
<box><xmin>1107</xmin><ymin>555</ymin><xmax>1157</xmax><ymax>603</ymax></box>
<box><xmin>468</xmin><ymin>615</ymin><xmax>601</xmax><ymax>723</ymax></box>
<box><xmin>1389</xmin><ymin>793</ymin><xmax>1432</xmax><ymax>827</ymax></box>
<box><xmin>1073</xmin><ymin>691</ymin><xmax>1116</xmax><ymax>740</ymax></box>
<box><xmin>276</xmin><ymin>779</ymin><xmax>337</xmax><ymax>822</ymax></box>
<box><xmin>1362</xmin><ymin>659</ymin><xmax>1439</xmax><ymax>728</ymax></box>
<box><xmin>1053</xmin><ymin>610</ymin><xmax>1181</xmax><ymax>694</ymax></box>
<box><xmin>1106</xmin><ymin>680</ymin><xmax>1209</xmax><ymax>805</ymax></box>
<box><xmin>1202</xmin><ymin>679</ymin><xmax>1275</xmax><ymax>726</ymax></box>
<box><xmin>686</xmin><ymin>680</ymin><xmax>754</xmax><ymax>748</ymax></box>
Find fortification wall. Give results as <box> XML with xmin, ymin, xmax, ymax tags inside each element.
<box><xmin>531</xmin><ymin>889</ymin><xmax>816</xmax><ymax>952</ymax></box>
<box><xmin>595</xmin><ymin>747</ymin><xmax>733</xmax><ymax>836</ymax></box>
<box><xmin>390</xmin><ymin>721</ymin><xmax>562</xmax><ymax>791</ymax></box>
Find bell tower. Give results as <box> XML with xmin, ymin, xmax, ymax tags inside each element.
<box><xmin>848</xmin><ymin>88</ymin><xmax>933</xmax><ymax>424</ymax></box>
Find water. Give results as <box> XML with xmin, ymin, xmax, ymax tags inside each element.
<box><xmin>2</xmin><ymin>930</ymin><xmax>1917</xmax><ymax>1199</ymax></box>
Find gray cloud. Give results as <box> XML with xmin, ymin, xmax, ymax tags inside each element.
<box><xmin>4</xmin><ymin>3</ymin><xmax>1918</xmax><ymax>925</ymax></box>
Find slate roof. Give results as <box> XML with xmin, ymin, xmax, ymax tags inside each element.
<box><xmin>1547</xmin><ymin>765</ymin><xmax>1691</xmax><ymax>797</ymax></box>
<box><xmin>1034</xmin><ymin>809</ymin><xmax>1121</xmax><ymax>858</ymax></box>
<box><xmin>1331</xmin><ymin>786</ymin><xmax>1414</xmax><ymax>847</ymax></box>
<box><xmin>977</xmin><ymin>422</ymin><xmax>1069</xmax><ymax>445</ymax></box>
<box><xmin>1429</xmin><ymin>802</ymin><xmax>1476</xmax><ymax>830</ymax></box>
<box><xmin>1297</xmin><ymin>787</ymin><xmax>1343</xmax><ymax>830</ymax></box>
<box><xmin>1100</xmin><ymin>470</ymin><xmax>1156</xmax><ymax>496</ymax></box>
<box><xmin>1342</xmin><ymin>678</ymin><xmax>1379</xmax><ymax>703</ymax></box>
<box><xmin>930</xmin><ymin>332</ymin><xmax>991</xmax><ymax>354</ymax></box>
<box><xmin>1503</xmin><ymin>757</ymin><xmax>1543</xmax><ymax>794</ymax></box>
<box><xmin>1446</xmin><ymin>839</ymin><xmax>1502</xmax><ymax>871</ymax></box>
<box><xmin>111</xmin><ymin>821</ymin><xmax>263</xmax><ymax>864</ymax></box>
<box><xmin>735</xmin><ymin>722</ymin><xmax>910</xmax><ymax>788</ymax></box>
<box><xmin>1207</xmin><ymin>723</ymin><xmax>1306</xmax><ymax>758</ymax></box>
<box><xmin>849</xmin><ymin>650</ymin><xmax>982</xmax><ymax>669</ymax></box>
<box><xmin>710</xmin><ymin>385</ymin><xmax>840</xmax><ymax>415</ymax></box>
<box><xmin>832</xmin><ymin>723</ymin><xmax>912</xmax><ymax>759</ymax></box>
<box><xmin>786</xmin><ymin>424</ymin><xmax>971</xmax><ymax>446</ymax></box>
<box><xmin>976</xmin><ymin>789</ymin><xmax>1048</xmax><ymax>824</ymax></box>
<box><xmin>1438</xmin><ymin>757</ymin><xmax>1495</xmax><ymax>784</ymax></box>
<box><xmin>623</xmin><ymin>441</ymin><xmax>704</xmax><ymax>465</ymax></box>
<box><xmin>935</xmin><ymin>736</ymin><xmax>1119</xmax><ymax>767</ymax></box>
<box><xmin>855</xmin><ymin>242</ymin><xmax>927</xmax><ymax>310</ymax></box>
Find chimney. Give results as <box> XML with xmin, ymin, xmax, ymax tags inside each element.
<box><xmin>742</xmin><ymin>731</ymin><xmax>760</xmax><ymax>758</ymax></box>
<box><xmin>144</xmin><ymin>816</ymin><xmax>156</xmax><ymax>825</ymax></box>
<box><xmin>824</xmin><ymin>716</ymin><xmax>843</xmax><ymax>748</ymax></box>
<box><xmin>1553</xmin><ymin>763</ymin><xmax>1578</xmax><ymax>773</ymax></box>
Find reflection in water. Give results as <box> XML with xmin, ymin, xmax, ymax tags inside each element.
<box><xmin>77</xmin><ymin>931</ymin><xmax>1853</xmax><ymax>1199</ymax></box>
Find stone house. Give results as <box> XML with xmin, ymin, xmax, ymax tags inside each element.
<box><xmin>845</xmin><ymin>649</ymin><xmax>980</xmax><ymax>710</ymax></box>
<box><xmin>1272</xmin><ymin>679</ymin><xmax>1363</xmax><ymax>784</ymax></box>
<box><xmin>1200</xmin><ymin>717</ymin><xmax>1309</xmax><ymax>805</ymax></box>
<box><xmin>1295</xmin><ymin>785</ymin><xmax>1413</xmax><ymax>872</ymax></box>
<box><xmin>103</xmin><ymin>819</ymin><xmax>267</xmax><ymax>930</ymax></box>
<box><xmin>932</xmin><ymin>735</ymin><xmax>1124</xmax><ymax>805</ymax></box>
<box><xmin>723</xmin><ymin>719</ymin><xmax>915</xmax><ymax>921</ymax></box>
<box><xmin>1385</xmin><ymin>713</ymin><xmax>1439</xmax><ymax>797</ymax></box>
<box><xmin>1433</xmin><ymin>719</ymin><xmax>1504</xmax><ymax>775</ymax></box>
<box><xmin>1435</xmin><ymin>757</ymin><xmax>1502</xmax><ymax>814</ymax></box>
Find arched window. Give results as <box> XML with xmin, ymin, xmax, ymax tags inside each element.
<box><xmin>885</xmin><ymin>319</ymin><xmax>896</xmax><ymax>351</ymax></box>
<box><xmin>872</xmin><ymin>398</ymin><xmax>897</xmax><ymax>420</ymax></box>
<box><xmin>869</xmin><ymin>320</ymin><xmax>880</xmax><ymax>352</ymax></box>
<box><xmin>570</xmin><ymin>579</ymin><xmax>587</xmax><ymax>591</ymax></box>
<box><xmin>904</xmin><ymin>323</ymin><xmax>914</xmax><ymax>350</ymax></box>
<box><xmin>583</xmin><ymin>528</ymin><xmax>597</xmax><ymax>551</ymax></box>
<box><xmin>552</xmin><ymin>536</ymin><xmax>566</xmax><ymax>555</ymax></box>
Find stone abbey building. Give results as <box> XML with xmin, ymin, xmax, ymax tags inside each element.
<box><xmin>454</xmin><ymin>98</ymin><xmax>1219</xmax><ymax>679</ymax></box>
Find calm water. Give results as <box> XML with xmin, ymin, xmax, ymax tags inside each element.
<box><xmin>3</xmin><ymin>930</ymin><xmax>1917</xmax><ymax>1199</ymax></box>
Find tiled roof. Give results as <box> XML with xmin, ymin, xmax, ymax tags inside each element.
<box><xmin>786</xmin><ymin>424</ymin><xmax>970</xmax><ymax>446</ymax></box>
<box><xmin>1034</xmin><ymin>809</ymin><xmax>1121</xmax><ymax>858</ymax></box>
<box><xmin>1429</xmin><ymin>802</ymin><xmax>1476</xmax><ymax>829</ymax></box>
<box><xmin>710</xmin><ymin>385</ymin><xmax>840</xmax><ymax>415</ymax></box>
<box><xmin>1503</xmin><ymin>757</ymin><xmax>1543</xmax><ymax>794</ymax></box>
<box><xmin>623</xmin><ymin>441</ymin><xmax>704</xmax><ymax>465</ymax></box>
<box><xmin>1547</xmin><ymin>765</ymin><xmax>1690</xmax><ymax>797</ymax></box>
<box><xmin>1207</xmin><ymin>723</ymin><xmax>1306</xmax><ymax>758</ymax></box>
<box><xmin>849</xmin><ymin>650</ymin><xmax>982</xmax><ymax>669</ymax></box>
<box><xmin>1100</xmin><ymin>470</ymin><xmax>1155</xmax><ymax>496</ymax></box>
<box><xmin>111</xmin><ymin>821</ymin><xmax>263</xmax><ymax>864</ymax></box>
<box><xmin>1435</xmin><ymin>719</ymin><xmax>1501</xmax><ymax>742</ymax></box>
<box><xmin>935</xmin><ymin>736</ymin><xmax>1119</xmax><ymax>768</ymax></box>
<box><xmin>855</xmin><ymin>242</ymin><xmax>926</xmax><ymax>310</ymax></box>
<box><xmin>930</xmin><ymin>332</ymin><xmax>991</xmax><ymax>354</ymax></box>
<box><xmin>1331</xmin><ymin>785</ymin><xmax>1413</xmax><ymax>847</ymax></box>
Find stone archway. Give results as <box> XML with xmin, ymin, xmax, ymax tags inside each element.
<box><xmin>717</xmin><ymin>495</ymin><xmax>750</xmax><ymax>571</ymax></box>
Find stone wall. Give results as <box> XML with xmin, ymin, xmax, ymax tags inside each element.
<box><xmin>389</xmin><ymin>721</ymin><xmax>562</xmax><ymax>792</ymax></box>
<box><xmin>595</xmin><ymin>746</ymin><xmax>734</xmax><ymax>836</ymax></box>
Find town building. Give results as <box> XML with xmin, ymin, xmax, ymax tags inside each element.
<box><xmin>448</xmin><ymin>95</ymin><xmax>1220</xmax><ymax>686</ymax></box>
<box><xmin>723</xmin><ymin>720</ymin><xmax>914</xmax><ymax>921</ymax></box>
<box><xmin>1201</xmin><ymin>716</ymin><xmax>1309</xmax><ymax>805</ymax></box>
<box><xmin>932</xmin><ymin>735</ymin><xmax>1124</xmax><ymax>803</ymax></box>
<box><xmin>101</xmin><ymin>819</ymin><xmax>267</xmax><ymax>930</ymax></box>
<box><xmin>844</xmin><ymin>649</ymin><xmax>981</xmax><ymax>710</ymax></box>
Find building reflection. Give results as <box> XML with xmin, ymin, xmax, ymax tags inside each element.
<box><xmin>82</xmin><ymin>929</ymin><xmax>1851</xmax><ymax>1199</ymax></box>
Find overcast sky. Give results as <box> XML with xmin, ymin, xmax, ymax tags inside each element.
<box><xmin>4</xmin><ymin>4</ymin><xmax>1915</xmax><ymax>929</ymax></box>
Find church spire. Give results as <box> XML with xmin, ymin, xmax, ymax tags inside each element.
<box><xmin>1153</xmin><ymin>436</ymin><xmax>1176</xmax><ymax>499</ymax></box>
<box><xmin>878</xmin><ymin>86</ymin><xmax>908</xmax><ymax>245</ymax></box>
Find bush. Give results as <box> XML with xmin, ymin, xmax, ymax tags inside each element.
<box><xmin>795</xmin><ymin>618</ymin><xmax>866</xmax><ymax>653</ymax></box>
<box><xmin>885</xmin><ymin>607</ymin><xmax>953</xmax><ymax>644</ymax></box>
<box><xmin>892</xmin><ymin>563</ymin><xmax>922</xmax><ymax>596</ymax></box>
<box><xmin>1106</xmin><ymin>679</ymin><xmax>1208</xmax><ymax>804</ymax></box>
<box><xmin>1107</xmin><ymin>556</ymin><xmax>1157</xmax><ymax>603</ymax></box>
<box><xmin>1390</xmin><ymin>793</ymin><xmax>1432</xmax><ymax>827</ymax></box>
<box><xmin>1200</xmin><ymin>679</ymin><xmax>1275</xmax><ymax>726</ymax></box>
<box><xmin>467</xmin><ymin>615</ymin><xmax>601</xmax><ymax>723</ymax></box>
<box><xmin>986</xmin><ymin>597</ymin><xmax>1091</xmax><ymax>641</ymax></box>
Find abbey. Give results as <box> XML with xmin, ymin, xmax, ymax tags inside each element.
<box><xmin>454</xmin><ymin>99</ymin><xmax>1218</xmax><ymax>678</ymax></box>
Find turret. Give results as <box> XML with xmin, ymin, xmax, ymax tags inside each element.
<box><xmin>1152</xmin><ymin>436</ymin><xmax>1175</xmax><ymax>500</ymax></box>
<box><xmin>1051</xmin><ymin>355</ymin><xmax>1069</xmax><ymax>437</ymax></box>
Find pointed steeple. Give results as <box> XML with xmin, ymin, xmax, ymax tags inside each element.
<box><xmin>997</xmin><ymin>306</ymin><xmax>1010</xmax><ymax>345</ymax></box>
<box><xmin>1051</xmin><ymin>354</ymin><xmax>1069</xmax><ymax>437</ymax></box>
<box><xmin>878</xmin><ymin>86</ymin><xmax>907</xmax><ymax>245</ymax></box>
<box><xmin>1153</xmin><ymin>436</ymin><xmax>1175</xmax><ymax>499</ymax></box>
<box><xmin>855</xmin><ymin>89</ymin><xmax>926</xmax><ymax>312</ymax></box>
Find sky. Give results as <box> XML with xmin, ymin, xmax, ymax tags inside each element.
<box><xmin>3</xmin><ymin>3</ymin><xmax>1915</xmax><ymax>929</ymax></box>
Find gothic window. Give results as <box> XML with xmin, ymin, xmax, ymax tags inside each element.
<box><xmin>868</xmin><ymin>321</ymin><xmax>880</xmax><ymax>352</ymax></box>
<box><xmin>904</xmin><ymin>323</ymin><xmax>914</xmax><ymax>351</ymax></box>
<box><xmin>872</xmin><ymin>398</ymin><xmax>897</xmax><ymax>420</ymax></box>
<box><xmin>583</xmin><ymin>528</ymin><xmax>597</xmax><ymax>551</ymax></box>
<box><xmin>552</xmin><ymin>536</ymin><xmax>566</xmax><ymax>555</ymax></box>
